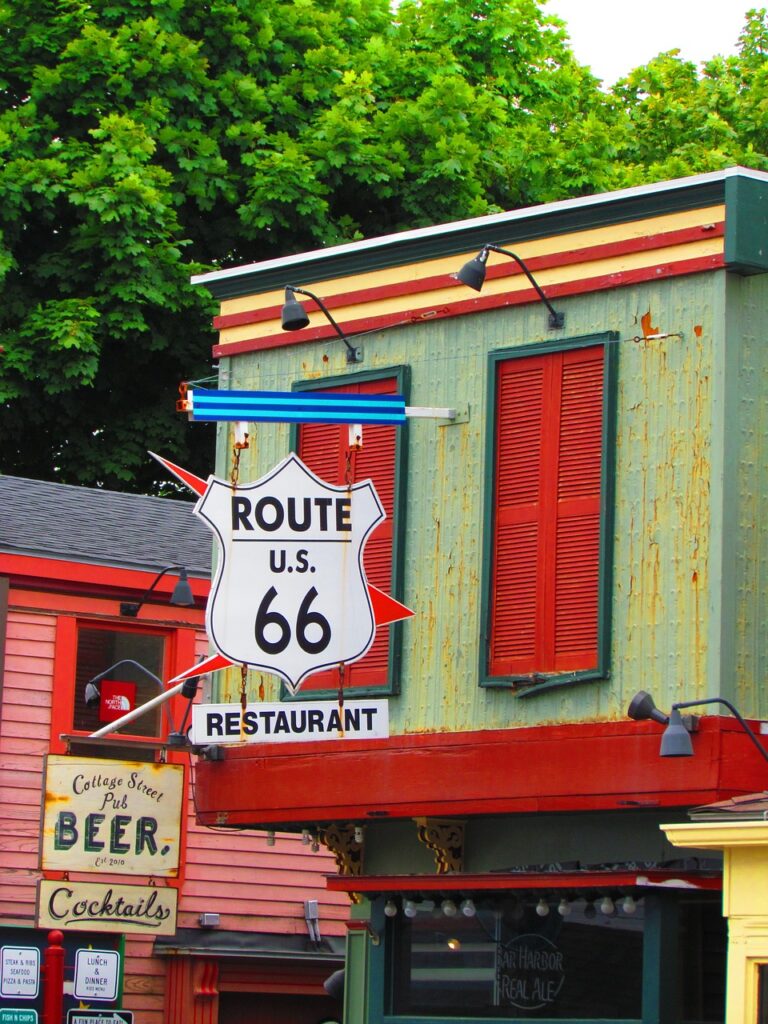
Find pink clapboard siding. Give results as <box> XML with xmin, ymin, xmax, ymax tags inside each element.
<box><xmin>180</xmin><ymin>630</ymin><xmax>349</xmax><ymax>937</ymax></box>
<box><xmin>0</xmin><ymin>609</ymin><xmax>54</xmax><ymax>920</ymax></box>
<box><xmin>2</xmin><ymin>602</ymin><xmax>349</xmax><ymax>1023</ymax></box>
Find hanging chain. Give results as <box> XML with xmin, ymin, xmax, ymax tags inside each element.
<box><xmin>344</xmin><ymin>448</ymin><xmax>353</xmax><ymax>489</ymax></box>
<box><xmin>240</xmin><ymin>664</ymin><xmax>248</xmax><ymax>713</ymax></box>
<box><xmin>230</xmin><ymin>422</ymin><xmax>250</xmax><ymax>492</ymax></box>
<box><xmin>231</xmin><ymin>444</ymin><xmax>242</xmax><ymax>492</ymax></box>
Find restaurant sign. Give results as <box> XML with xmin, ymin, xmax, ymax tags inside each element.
<box><xmin>41</xmin><ymin>756</ymin><xmax>184</xmax><ymax>876</ymax></box>
<box><xmin>36</xmin><ymin>880</ymin><xmax>178</xmax><ymax>936</ymax></box>
<box><xmin>191</xmin><ymin>698</ymin><xmax>389</xmax><ymax>745</ymax></box>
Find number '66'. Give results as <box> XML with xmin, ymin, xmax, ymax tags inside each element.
<box><xmin>255</xmin><ymin>586</ymin><xmax>331</xmax><ymax>655</ymax></box>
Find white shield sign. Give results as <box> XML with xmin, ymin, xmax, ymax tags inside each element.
<box><xmin>195</xmin><ymin>454</ymin><xmax>384</xmax><ymax>692</ymax></box>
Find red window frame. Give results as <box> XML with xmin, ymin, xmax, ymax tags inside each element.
<box><xmin>49</xmin><ymin>616</ymin><xmax>198</xmax><ymax>756</ymax></box>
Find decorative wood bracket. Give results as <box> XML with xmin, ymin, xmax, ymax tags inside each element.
<box><xmin>321</xmin><ymin>823</ymin><xmax>364</xmax><ymax>876</ymax></box>
<box><xmin>193</xmin><ymin>960</ymin><xmax>219</xmax><ymax>1000</ymax></box>
<box><xmin>414</xmin><ymin>817</ymin><xmax>465</xmax><ymax>873</ymax></box>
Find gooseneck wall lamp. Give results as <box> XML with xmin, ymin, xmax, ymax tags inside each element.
<box><xmin>628</xmin><ymin>689</ymin><xmax>768</xmax><ymax>765</ymax></box>
<box><xmin>281</xmin><ymin>286</ymin><xmax>363</xmax><ymax>364</ymax></box>
<box><xmin>454</xmin><ymin>244</ymin><xmax>565</xmax><ymax>330</ymax></box>
<box><xmin>120</xmin><ymin>564</ymin><xmax>194</xmax><ymax>617</ymax></box>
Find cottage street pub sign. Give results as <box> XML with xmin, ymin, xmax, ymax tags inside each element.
<box><xmin>41</xmin><ymin>756</ymin><xmax>183</xmax><ymax>875</ymax></box>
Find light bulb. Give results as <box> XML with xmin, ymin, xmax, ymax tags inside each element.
<box><xmin>384</xmin><ymin>899</ymin><xmax>398</xmax><ymax>918</ymax></box>
<box><xmin>460</xmin><ymin>898</ymin><xmax>476</xmax><ymax>918</ymax></box>
<box><xmin>622</xmin><ymin>895</ymin><xmax>637</xmax><ymax>915</ymax></box>
<box><xmin>441</xmin><ymin>899</ymin><xmax>457</xmax><ymax>917</ymax></box>
<box><xmin>403</xmin><ymin>899</ymin><xmax>418</xmax><ymax>918</ymax></box>
<box><xmin>557</xmin><ymin>898</ymin><xmax>572</xmax><ymax>917</ymax></box>
<box><xmin>301</xmin><ymin>829</ymin><xmax>311</xmax><ymax>846</ymax></box>
<box><xmin>311</xmin><ymin>837</ymin><xmax>320</xmax><ymax>853</ymax></box>
<box><xmin>599</xmin><ymin>896</ymin><xmax>615</xmax><ymax>915</ymax></box>
<box><xmin>354</xmin><ymin>826</ymin><xmax>364</xmax><ymax>844</ymax></box>
<box><xmin>583</xmin><ymin>901</ymin><xmax>597</xmax><ymax>920</ymax></box>
<box><xmin>446</xmin><ymin>937</ymin><xmax>461</xmax><ymax>951</ymax></box>
<box><xmin>535</xmin><ymin>899</ymin><xmax>550</xmax><ymax>917</ymax></box>
<box><xmin>266</xmin><ymin>830</ymin><xmax>276</xmax><ymax>847</ymax></box>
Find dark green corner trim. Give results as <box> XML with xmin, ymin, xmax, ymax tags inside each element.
<box><xmin>725</xmin><ymin>175</ymin><xmax>768</xmax><ymax>275</ymax></box>
<box><xmin>479</xmin><ymin>332</ymin><xmax>618</xmax><ymax>696</ymax></box>
<box><xmin>281</xmin><ymin>365</ymin><xmax>410</xmax><ymax>701</ymax></box>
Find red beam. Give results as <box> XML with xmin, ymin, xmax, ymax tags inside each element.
<box><xmin>193</xmin><ymin>717</ymin><xmax>767</xmax><ymax>828</ymax></box>
<box><xmin>326</xmin><ymin>870</ymin><xmax>722</xmax><ymax>894</ymax></box>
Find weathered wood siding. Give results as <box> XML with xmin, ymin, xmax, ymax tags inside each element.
<box><xmin>213</xmin><ymin>270</ymin><xmax>733</xmax><ymax>732</ymax></box>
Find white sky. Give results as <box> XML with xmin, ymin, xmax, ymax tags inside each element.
<box><xmin>544</xmin><ymin>0</ymin><xmax>755</xmax><ymax>85</ymax></box>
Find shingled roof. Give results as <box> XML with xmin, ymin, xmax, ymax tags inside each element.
<box><xmin>0</xmin><ymin>475</ymin><xmax>211</xmax><ymax>577</ymax></box>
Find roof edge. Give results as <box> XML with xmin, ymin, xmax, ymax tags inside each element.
<box><xmin>192</xmin><ymin>167</ymin><xmax>767</xmax><ymax>299</ymax></box>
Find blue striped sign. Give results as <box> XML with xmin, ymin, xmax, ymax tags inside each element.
<box><xmin>189</xmin><ymin>389</ymin><xmax>407</xmax><ymax>425</ymax></box>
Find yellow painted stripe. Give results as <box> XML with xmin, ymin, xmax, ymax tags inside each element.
<box><xmin>217</xmin><ymin>205</ymin><xmax>725</xmax><ymax>319</ymax></box>
<box><xmin>215</xmin><ymin>235</ymin><xmax>724</xmax><ymax>348</ymax></box>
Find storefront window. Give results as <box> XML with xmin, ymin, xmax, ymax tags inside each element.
<box><xmin>389</xmin><ymin>896</ymin><xmax>644</xmax><ymax>1019</ymax></box>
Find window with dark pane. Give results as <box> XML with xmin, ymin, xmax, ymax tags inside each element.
<box><xmin>71</xmin><ymin>627</ymin><xmax>165</xmax><ymax>760</ymax></box>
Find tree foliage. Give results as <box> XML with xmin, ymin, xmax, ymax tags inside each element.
<box><xmin>2</xmin><ymin>1</ymin><xmax>768</xmax><ymax>491</ymax></box>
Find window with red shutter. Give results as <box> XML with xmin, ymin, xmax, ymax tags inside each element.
<box><xmin>289</xmin><ymin>367</ymin><xmax>409</xmax><ymax>697</ymax></box>
<box><xmin>483</xmin><ymin>336</ymin><xmax>616</xmax><ymax>691</ymax></box>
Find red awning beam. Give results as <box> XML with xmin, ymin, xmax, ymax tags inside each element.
<box><xmin>326</xmin><ymin>869</ymin><xmax>721</xmax><ymax>895</ymax></box>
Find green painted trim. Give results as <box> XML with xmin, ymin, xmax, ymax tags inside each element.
<box><xmin>641</xmin><ymin>894</ymin><xmax>680</xmax><ymax>1024</ymax></box>
<box><xmin>724</xmin><ymin>175</ymin><xmax>768</xmax><ymax>275</ymax></box>
<box><xmin>282</xmin><ymin>365</ymin><xmax>411</xmax><ymax>701</ymax></box>
<box><xmin>117</xmin><ymin>932</ymin><xmax>126</xmax><ymax>1001</ymax></box>
<box><xmin>479</xmin><ymin>332</ymin><xmax>618</xmax><ymax>693</ymax></box>
<box><xmin>514</xmin><ymin>667</ymin><xmax>609</xmax><ymax>698</ymax></box>
<box><xmin>198</xmin><ymin>182</ymin><xmax>732</xmax><ymax>300</ymax></box>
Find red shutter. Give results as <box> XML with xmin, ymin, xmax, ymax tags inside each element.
<box><xmin>297</xmin><ymin>377</ymin><xmax>398</xmax><ymax>693</ymax></box>
<box><xmin>489</xmin><ymin>346</ymin><xmax>603</xmax><ymax>676</ymax></box>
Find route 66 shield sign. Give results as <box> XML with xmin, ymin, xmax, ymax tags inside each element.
<box><xmin>195</xmin><ymin>453</ymin><xmax>384</xmax><ymax>693</ymax></box>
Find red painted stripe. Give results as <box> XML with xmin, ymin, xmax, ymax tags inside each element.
<box><xmin>193</xmin><ymin>714</ymin><xmax>766</xmax><ymax>826</ymax></box>
<box><xmin>4</xmin><ymin>553</ymin><xmax>209</xmax><ymax>595</ymax></box>
<box><xmin>211</xmin><ymin>253</ymin><xmax>725</xmax><ymax>358</ymax></box>
<box><xmin>212</xmin><ymin>221</ymin><xmax>724</xmax><ymax>331</ymax></box>
<box><xmin>327</xmin><ymin>870</ymin><xmax>722</xmax><ymax>894</ymax></box>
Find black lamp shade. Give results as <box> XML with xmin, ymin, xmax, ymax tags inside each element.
<box><xmin>455</xmin><ymin>254</ymin><xmax>488</xmax><ymax>292</ymax></box>
<box><xmin>627</xmin><ymin>690</ymin><xmax>669</xmax><ymax>725</ymax></box>
<box><xmin>660</xmin><ymin>708</ymin><xmax>694</xmax><ymax>757</ymax></box>
<box><xmin>281</xmin><ymin>289</ymin><xmax>310</xmax><ymax>331</ymax></box>
<box><xmin>170</xmin><ymin>568</ymin><xmax>194</xmax><ymax>607</ymax></box>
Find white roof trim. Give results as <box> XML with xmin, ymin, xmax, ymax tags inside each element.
<box><xmin>192</xmin><ymin>166</ymin><xmax>768</xmax><ymax>287</ymax></box>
